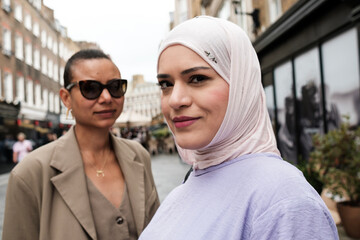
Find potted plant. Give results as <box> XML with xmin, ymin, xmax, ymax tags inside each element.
<box><xmin>309</xmin><ymin>117</ymin><xmax>360</xmax><ymax>238</ymax></box>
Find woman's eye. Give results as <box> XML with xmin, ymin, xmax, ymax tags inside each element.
<box><xmin>157</xmin><ymin>80</ymin><xmax>173</xmax><ymax>89</ymax></box>
<box><xmin>189</xmin><ymin>75</ymin><xmax>209</xmax><ymax>83</ymax></box>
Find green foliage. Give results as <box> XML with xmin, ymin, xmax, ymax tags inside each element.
<box><xmin>297</xmin><ymin>159</ymin><xmax>323</xmax><ymax>195</ymax></box>
<box><xmin>309</xmin><ymin>117</ymin><xmax>360</xmax><ymax>204</ymax></box>
<box><xmin>151</xmin><ymin>127</ymin><xmax>171</xmax><ymax>140</ymax></box>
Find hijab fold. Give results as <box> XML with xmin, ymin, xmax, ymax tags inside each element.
<box><xmin>158</xmin><ymin>16</ymin><xmax>280</xmax><ymax>169</ymax></box>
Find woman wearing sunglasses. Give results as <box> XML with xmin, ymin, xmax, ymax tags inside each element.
<box><xmin>139</xmin><ymin>17</ymin><xmax>338</xmax><ymax>239</ymax></box>
<box><xmin>3</xmin><ymin>49</ymin><xmax>160</xmax><ymax>240</ymax></box>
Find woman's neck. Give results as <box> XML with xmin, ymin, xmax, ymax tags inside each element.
<box><xmin>74</xmin><ymin>125</ymin><xmax>111</xmax><ymax>153</ymax></box>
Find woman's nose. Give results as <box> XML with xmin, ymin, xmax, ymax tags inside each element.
<box><xmin>98</xmin><ymin>88</ymin><xmax>112</xmax><ymax>103</ymax></box>
<box><xmin>168</xmin><ymin>83</ymin><xmax>191</xmax><ymax>109</ymax></box>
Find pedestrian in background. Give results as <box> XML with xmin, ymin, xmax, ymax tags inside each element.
<box><xmin>12</xmin><ymin>132</ymin><xmax>32</xmax><ymax>163</ymax></box>
<box><xmin>139</xmin><ymin>16</ymin><xmax>339</xmax><ymax>240</ymax></box>
<box><xmin>3</xmin><ymin>49</ymin><xmax>159</xmax><ymax>240</ymax></box>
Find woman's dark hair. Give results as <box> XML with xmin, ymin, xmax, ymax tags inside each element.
<box><xmin>63</xmin><ymin>49</ymin><xmax>111</xmax><ymax>87</ymax></box>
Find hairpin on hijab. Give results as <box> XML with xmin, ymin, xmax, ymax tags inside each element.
<box><xmin>204</xmin><ymin>51</ymin><xmax>217</xmax><ymax>63</ymax></box>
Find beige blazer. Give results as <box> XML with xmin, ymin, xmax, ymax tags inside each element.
<box><xmin>2</xmin><ymin>127</ymin><xmax>160</xmax><ymax>240</ymax></box>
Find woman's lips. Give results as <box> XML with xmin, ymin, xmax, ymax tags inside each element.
<box><xmin>172</xmin><ymin>116</ymin><xmax>200</xmax><ymax>128</ymax></box>
<box><xmin>95</xmin><ymin>110</ymin><xmax>116</xmax><ymax>118</ymax></box>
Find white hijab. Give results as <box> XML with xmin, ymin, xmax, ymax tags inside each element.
<box><xmin>158</xmin><ymin>16</ymin><xmax>280</xmax><ymax>169</ymax></box>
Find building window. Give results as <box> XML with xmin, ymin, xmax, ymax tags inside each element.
<box><xmin>41</xmin><ymin>30</ymin><xmax>47</xmax><ymax>48</ymax></box>
<box><xmin>53</xmin><ymin>40</ymin><xmax>58</xmax><ymax>55</ymax></box>
<box><xmin>24</xmin><ymin>13</ymin><xmax>32</xmax><ymax>30</ymax></box>
<box><xmin>35</xmin><ymin>83</ymin><xmax>41</xmax><ymax>107</ymax></box>
<box><xmin>274</xmin><ymin>61</ymin><xmax>297</xmax><ymax>163</ymax></box>
<box><xmin>269</xmin><ymin>0</ymin><xmax>282</xmax><ymax>23</ymax></box>
<box><xmin>34</xmin><ymin>47</ymin><xmax>40</xmax><ymax>70</ymax></box>
<box><xmin>16</xmin><ymin>75</ymin><xmax>25</xmax><ymax>102</ymax></box>
<box><xmin>47</xmin><ymin>35</ymin><xmax>52</xmax><ymax>50</ymax></box>
<box><xmin>14</xmin><ymin>2</ymin><xmax>23</xmax><ymax>22</ymax></box>
<box><xmin>33</xmin><ymin>22</ymin><xmax>39</xmax><ymax>37</ymax></box>
<box><xmin>264</xmin><ymin>74</ymin><xmax>276</xmax><ymax>132</ymax></box>
<box><xmin>41</xmin><ymin>55</ymin><xmax>47</xmax><ymax>75</ymax></box>
<box><xmin>48</xmin><ymin>59</ymin><xmax>53</xmax><ymax>78</ymax></box>
<box><xmin>60</xmin><ymin>67</ymin><xmax>64</xmax><ymax>86</ymax></box>
<box><xmin>178</xmin><ymin>0</ymin><xmax>188</xmax><ymax>23</ymax></box>
<box><xmin>26</xmin><ymin>79</ymin><xmax>33</xmax><ymax>105</ymax></box>
<box><xmin>42</xmin><ymin>88</ymin><xmax>48</xmax><ymax>110</ymax></box>
<box><xmin>54</xmin><ymin>94</ymin><xmax>60</xmax><ymax>113</ymax></box>
<box><xmin>2</xmin><ymin>0</ymin><xmax>11</xmax><ymax>12</ymax></box>
<box><xmin>2</xmin><ymin>27</ymin><xmax>11</xmax><ymax>56</ymax></box>
<box><xmin>25</xmin><ymin>41</ymin><xmax>32</xmax><ymax>65</ymax></box>
<box><xmin>49</xmin><ymin>91</ymin><xmax>54</xmax><ymax>112</ymax></box>
<box><xmin>53</xmin><ymin>64</ymin><xmax>59</xmax><ymax>82</ymax></box>
<box><xmin>4</xmin><ymin>71</ymin><xmax>13</xmax><ymax>103</ymax></box>
<box><xmin>294</xmin><ymin>47</ymin><xmax>323</xmax><ymax>160</ymax></box>
<box><xmin>218</xmin><ymin>0</ymin><xmax>231</xmax><ymax>20</ymax></box>
<box><xmin>33</xmin><ymin>0</ymin><xmax>41</xmax><ymax>10</ymax></box>
<box><xmin>59</xmin><ymin>42</ymin><xmax>64</xmax><ymax>59</ymax></box>
<box><xmin>322</xmin><ymin>27</ymin><xmax>360</xmax><ymax>127</ymax></box>
<box><xmin>15</xmin><ymin>34</ymin><xmax>24</xmax><ymax>60</ymax></box>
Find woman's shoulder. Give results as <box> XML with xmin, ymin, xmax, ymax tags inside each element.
<box><xmin>10</xmin><ymin>140</ymin><xmax>59</xmax><ymax>183</ymax></box>
<box><xmin>238</xmin><ymin>153</ymin><xmax>302</xmax><ymax>178</ymax></box>
<box><xmin>112</xmin><ymin>136</ymin><xmax>150</xmax><ymax>159</ymax></box>
<box><xmin>113</xmin><ymin>136</ymin><xmax>145</xmax><ymax>150</ymax></box>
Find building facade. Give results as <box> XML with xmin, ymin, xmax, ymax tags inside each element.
<box><xmin>0</xmin><ymin>0</ymin><xmax>97</xmax><ymax>152</ymax></box>
<box><xmin>171</xmin><ymin>0</ymin><xmax>360</xmax><ymax>164</ymax></box>
<box><xmin>122</xmin><ymin>74</ymin><xmax>162</xmax><ymax>123</ymax></box>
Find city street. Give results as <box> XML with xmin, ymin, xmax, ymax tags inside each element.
<box><xmin>0</xmin><ymin>153</ymin><xmax>353</xmax><ymax>239</ymax></box>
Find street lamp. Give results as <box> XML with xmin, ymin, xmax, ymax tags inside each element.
<box><xmin>232</xmin><ymin>0</ymin><xmax>260</xmax><ymax>34</ymax></box>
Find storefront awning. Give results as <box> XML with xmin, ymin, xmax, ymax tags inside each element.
<box><xmin>0</xmin><ymin>101</ymin><xmax>20</xmax><ymax>119</ymax></box>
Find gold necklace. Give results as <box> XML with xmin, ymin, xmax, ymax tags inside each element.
<box><xmin>88</xmin><ymin>156</ymin><xmax>108</xmax><ymax>177</ymax></box>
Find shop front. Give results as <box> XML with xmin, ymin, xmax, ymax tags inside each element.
<box><xmin>0</xmin><ymin>101</ymin><xmax>20</xmax><ymax>162</ymax></box>
<box><xmin>253</xmin><ymin>0</ymin><xmax>360</xmax><ymax>163</ymax></box>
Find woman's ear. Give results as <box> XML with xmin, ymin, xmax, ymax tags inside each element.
<box><xmin>59</xmin><ymin>88</ymin><xmax>71</xmax><ymax>109</ymax></box>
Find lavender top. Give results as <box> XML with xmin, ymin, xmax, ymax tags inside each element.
<box><xmin>140</xmin><ymin>153</ymin><xmax>339</xmax><ymax>240</ymax></box>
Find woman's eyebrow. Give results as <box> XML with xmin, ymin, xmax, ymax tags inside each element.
<box><xmin>157</xmin><ymin>66</ymin><xmax>211</xmax><ymax>79</ymax></box>
<box><xmin>181</xmin><ymin>66</ymin><xmax>211</xmax><ymax>75</ymax></box>
<box><xmin>156</xmin><ymin>73</ymin><xmax>170</xmax><ymax>79</ymax></box>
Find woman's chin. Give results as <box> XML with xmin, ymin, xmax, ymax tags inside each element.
<box><xmin>176</xmin><ymin>139</ymin><xmax>208</xmax><ymax>150</ymax></box>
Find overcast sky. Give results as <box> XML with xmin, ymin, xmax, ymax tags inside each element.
<box><xmin>43</xmin><ymin>0</ymin><xmax>174</xmax><ymax>83</ymax></box>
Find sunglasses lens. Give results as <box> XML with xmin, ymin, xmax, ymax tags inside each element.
<box><xmin>79</xmin><ymin>81</ymin><xmax>102</xmax><ymax>100</ymax></box>
<box><xmin>107</xmin><ymin>80</ymin><xmax>127</xmax><ymax>98</ymax></box>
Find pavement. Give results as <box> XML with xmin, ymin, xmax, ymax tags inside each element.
<box><xmin>0</xmin><ymin>153</ymin><xmax>356</xmax><ymax>239</ymax></box>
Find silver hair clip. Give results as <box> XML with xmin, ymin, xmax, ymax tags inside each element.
<box><xmin>204</xmin><ymin>51</ymin><xmax>217</xmax><ymax>63</ymax></box>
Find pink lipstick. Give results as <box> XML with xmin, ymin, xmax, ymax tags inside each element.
<box><xmin>172</xmin><ymin>116</ymin><xmax>200</xmax><ymax>128</ymax></box>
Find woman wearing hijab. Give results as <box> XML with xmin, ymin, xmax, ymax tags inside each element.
<box><xmin>139</xmin><ymin>16</ymin><xmax>338</xmax><ymax>239</ymax></box>
<box><xmin>2</xmin><ymin>49</ymin><xmax>160</xmax><ymax>240</ymax></box>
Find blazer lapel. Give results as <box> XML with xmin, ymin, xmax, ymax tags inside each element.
<box><xmin>112</xmin><ymin>135</ymin><xmax>145</xmax><ymax>236</ymax></box>
<box><xmin>50</xmin><ymin>127</ymin><xmax>97</xmax><ymax>240</ymax></box>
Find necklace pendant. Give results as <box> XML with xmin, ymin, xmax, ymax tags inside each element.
<box><xmin>96</xmin><ymin>170</ymin><xmax>105</xmax><ymax>177</ymax></box>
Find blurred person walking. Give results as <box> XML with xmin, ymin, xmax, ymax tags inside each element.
<box><xmin>12</xmin><ymin>132</ymin><xmax>32</xmax><ymax>163</ymax></box>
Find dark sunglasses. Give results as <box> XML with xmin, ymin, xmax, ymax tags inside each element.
<box><xmin>66</xmin><ymin>79</ymin><xmax>127</xmax><ymax>100</ymax></box>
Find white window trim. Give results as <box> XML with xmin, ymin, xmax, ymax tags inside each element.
<box><xmin>15</xmin><ymin>34</ymin><xmax>24</xmax><ymax>60</ymax></box>
<box><xmin>4</xmin><ymin>71</ymin><xmax>13</xmax><ymax>103</ymax></box>
<box><xmin>3</xmin><ymin>27</ymin><xmax>12</xmax><ymax>56</ymax></box>
<box><xmin>16</xmin><ymin>75</ymin><xmax>25</xmax><ymax>102</ymax></box>
<box><xmin>26</xmin><ymin>79</ymin><xmax>34</xmax><ymax>106</ymax></box>
<box><xmin>14</xmin><ymin>3</ymin><xmax>23</xmax><ymax>22</ymax></box>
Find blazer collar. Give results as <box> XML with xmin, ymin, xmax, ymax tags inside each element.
<box><xmin>49</xmin><ymin>126</ymin><xmax>146</xmax><ymax>238</ymax></box>
<box><xmin>111</xmin><ymin>134</ymin><xmax>146</xmax><ymax>236</ymax></box>
<box><xmin>50</xmin><ymin>126</ymin><xmax>97</xmax><ymax>239</ymax></box>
